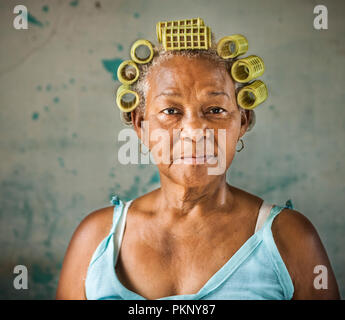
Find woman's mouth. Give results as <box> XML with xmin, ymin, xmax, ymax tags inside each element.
<box><xmin>173</xmin><ymin>155</ymin><xmax>218</xmax><ymax>164</ymax></box>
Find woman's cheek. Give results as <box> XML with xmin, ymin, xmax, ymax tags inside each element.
<box><xmin>147</xmin><ymin>113</ymin><xmax>177</xmax><ymax>129</ymax></box>
<box><xmin>214</xmin><ymin>128</ymin><xmax>238</xmax><ymax>162</ymax></box>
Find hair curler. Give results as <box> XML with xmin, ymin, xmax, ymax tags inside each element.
<box><xmin>237</xmin><ymin>80</ymin><xmax>268</xmax><ymax>109</ymax></box>
<box><xmin>161</xmin><ymin>25</ymin><xmax>212</xmax><ymax>51</ymax></box>
<box><xmin>156</xmin><ymin>18</ymin><xmax>205</xmax><ymax>43</ymax></box>
<box><xmin>115</xmin><ymin>17</ymin><xmax>270</xmax><ymax>116</ymax></box>
<box><xmin>217</xmin><ymin>34</ymin><xmax>248</xmax><ymax>59</ymax></box>
<box><xmin>231</xmin><ymin>55</ymin><xmax>265</xmax><ymax>83</ymax></box>
<box><xmin>130</xmin><ymin>39</ymin><xmax>154</xmax><ymax>64</ymax></box>
<box><xmin>117</xmin><ymin>60</ymin><xmax>140</xmax><ymax>85</ymax></box>
<box><xmin>116</xmin><ymin>84</ymin><xmax>140</xmax><ymax>112</ymax></box>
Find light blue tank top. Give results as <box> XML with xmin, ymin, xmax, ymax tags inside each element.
<box><xmin>85</xmin><ymin>195</ymin><xmax>295</xmax><ymax>300</ymax></box>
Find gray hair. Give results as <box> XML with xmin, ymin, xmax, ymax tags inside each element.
<box><xmin>119</xmin><ymin>34</ymin><xmax>256</xmax><ymax>133</ymax></box>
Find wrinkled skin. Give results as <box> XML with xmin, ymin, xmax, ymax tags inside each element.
<box><xmin>133</xmin><ymin>55</ymin><xmax>250</xmax><ymax>206</ymax></box>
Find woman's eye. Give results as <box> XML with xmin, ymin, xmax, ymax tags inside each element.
<box><xmin>208</xmin><ymin>107</ymin><xmax>226</xmax><ymax>114</ymax></box>
<box><xmin>162</xmin><ymin>107</ymin><xmax>180</xmax><ymax>115</ymax></box>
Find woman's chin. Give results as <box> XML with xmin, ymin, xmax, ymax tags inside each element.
<box><xmin>167</xmin><ymin>164</ymin><xmax>222</xmax><ymax>185</ymax></box>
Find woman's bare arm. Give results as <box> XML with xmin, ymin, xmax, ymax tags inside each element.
<box><xmin>272</xmin><ymin>209</ymin><xmax>340</xmax><ymax>299</ymax></box>
<box><xmin>55</xmin><ymin>207</ymin><xmax>114</xmax><ymax>300</ymax></box>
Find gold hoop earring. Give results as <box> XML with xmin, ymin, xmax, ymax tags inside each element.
<box><xmin>236</xmin><ymin>138</ymin><xmax>244</xmax><ymax>152</ymax></box>
<box><xmin>139</xmin><ymin>142</ymin><xmax>150</xmax><ymax>155</ymax></box>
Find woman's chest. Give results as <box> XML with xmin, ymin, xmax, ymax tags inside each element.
<box><xmin>115</xmin><ymin>217</ymin><xmax>255</xmax><ymax>299</ymax></box>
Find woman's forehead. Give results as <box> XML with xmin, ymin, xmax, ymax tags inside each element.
<box><xmin>147</xmin><ymin>55</ymin><xmax>233</xmax><ymax>93</ymax></box>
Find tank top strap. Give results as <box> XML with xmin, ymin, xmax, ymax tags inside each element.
<box><xmin>109</xmin><ymin>195</ymin><xmax>126</xmax><ymax>235</ymax></box>
<box><xmin>263</xmin><ymin>199</ymin><xmax>294</xmax><ymax>230</ymax></box>
<box><xmin>261</xmin><ymin>199</ymin><xmax>295</xmax><ymax>299</ymax></box>
<box><xmin>254</xmin><ymin>201</ymin><xmax>274</xmax><ymax>233</ymax></box>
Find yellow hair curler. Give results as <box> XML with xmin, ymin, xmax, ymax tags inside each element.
<box><xmin>117</xmin><ymin>60</ymin><xmax>140</xmax><ymax>85</ymax></box>
<box><xmin>156</xmin><ymin>18</ymin><xmax>205</xmax><ymax>43</ymax></box>
<box><xmin>237</xmin><ymin>80</ymin><xmax>268</xmax><ymax>109</ymax></box>
<box><xmin>115</xmin><ymin>17</ymin><xmax>269</xmax><ymax>114</ymax></box>
<box><xmin>217</xmin><ymin>34</ymin><xmax>248</xmax><ymax>59</ymax></box>
<box><xmin>231</xmin><ymin>55</ymin><xmax>265</xmax><ymax>83</ymax></box>
<box><xmin>130</xmin><ymin>39</ymin><xmax>154</xmax><ymax>64</ymax></box>
<box><xmin>161</xmin><ymin>25</ymin><xmax>211</xmax><ymax>51</ymax></box>
<box><xmin>116</xmin><ymin>84</ymin><xmax>140</xmax><ymax>112</ymax></box>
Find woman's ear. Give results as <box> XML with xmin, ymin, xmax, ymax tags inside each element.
<box><xmin>131</xmin><ymin>109</ymin><xmax>144</xmax><ymax>140</ymax></box>
<box><xmin>239</xmin><ymin>109</ymin><xmax>250</xmax><ymax>138</ymax></box>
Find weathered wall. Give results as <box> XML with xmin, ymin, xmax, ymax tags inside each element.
<box><xmin>0</xmin><ymin>0</ymin><xmax>344</xmax><ymax>299</ymax></box>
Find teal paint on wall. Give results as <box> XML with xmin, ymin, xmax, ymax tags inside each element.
<box><xmin>69</xmin><ymin>0</ymin><xmax>79</xmax><ymax>7</ymax></box>
<box><xmin>57</xmin><ymin>157</ymin><xmax>64</xmax><ymax>168</ymax></box>
<box><xmin>123</xmin><ymin>176</ymin><xmax>141</xmax><ymax>201</ymax></box>
<box><xmin>102</xmin><ymin>58</ymin><xmax>124</xmax><ymax>81</ymax></box>
<box><xmin>27</xmin><ymin>12</ymin><xmax>44</xmax><ymax>27</ymax></box>
<box><xmin>32</xmin><ymin>265</ymin><xmax>54</xmax><ymax>284</ymax></box>
<box><xmin>149</xmin><ymin>171</ymin><xmax>160</xmax><ymax>185</ymax></box>
<box><xmin>32</xmin><ymin>112</ymin><xmax>39</xmax><ymax>120</ymax></box>
<box><xmin>42</xmin><ymin>5</ymin><xmax>49</xmax><ymax>13</ymax></box>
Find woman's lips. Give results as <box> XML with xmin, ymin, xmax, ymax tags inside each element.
<box><xmin>173</xmin><ymin>155</ymin><xmax>218</xmax><ymax>164</ymax></box>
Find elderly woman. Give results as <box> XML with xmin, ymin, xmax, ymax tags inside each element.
<box><xmin>56</xmin><ymin>18</ymin><xmax>340</xmax><ymax>300</ymax></box>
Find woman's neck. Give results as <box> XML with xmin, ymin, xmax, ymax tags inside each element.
<box><xmin>155</xmin><ymin>174</ymin><xmax>236</xmax><ymax>219</ymax></box>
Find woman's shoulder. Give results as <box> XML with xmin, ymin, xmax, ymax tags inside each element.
<box><xmin>77</xmin><ymin>206</ymin><xmax>115</xmax><ymax>241</ymax></box>
<box><xmin>271</xmin><ymin>207</ymin><xmax>323</xmax><ymax>257</ymax></box>
<box><xmin>231</xmin><ymin>186</ymin><xmax>339</xmax><ymax>298</ymax></box>
<box><xmin>56</xmin><ymin>205</ymin><xmax>115</xmax><ymax>299</ymax></box>
<box><xmin>270</xmin><ymin>207</ymin><xmax>340</xmax><ymax>299</ymax></box>
<box><xmin>67</xmin><ymin>205</ymin><xmax>116</xmax><ymax>260</ymax></box>
<box><xmin>62</xmin><ymin>205</ymin><xmax>116</xmax><ymax>264</ymax></box>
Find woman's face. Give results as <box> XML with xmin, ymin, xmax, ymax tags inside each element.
<box><xmin>133</xmin><ymin>55</ymin><xmax>249</xmax><ymax>187</ymax></box>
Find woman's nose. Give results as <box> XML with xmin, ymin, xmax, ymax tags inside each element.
<box><xmin>179</xmin><ymin>113</ymin><xmax>208</xmax><ymax>142</ymax></box>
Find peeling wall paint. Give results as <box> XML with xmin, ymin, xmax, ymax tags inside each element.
<box><xmin>0</xmin><ymin>0</ymin><xmax>344</xmax><ymax>300</ymax></box>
